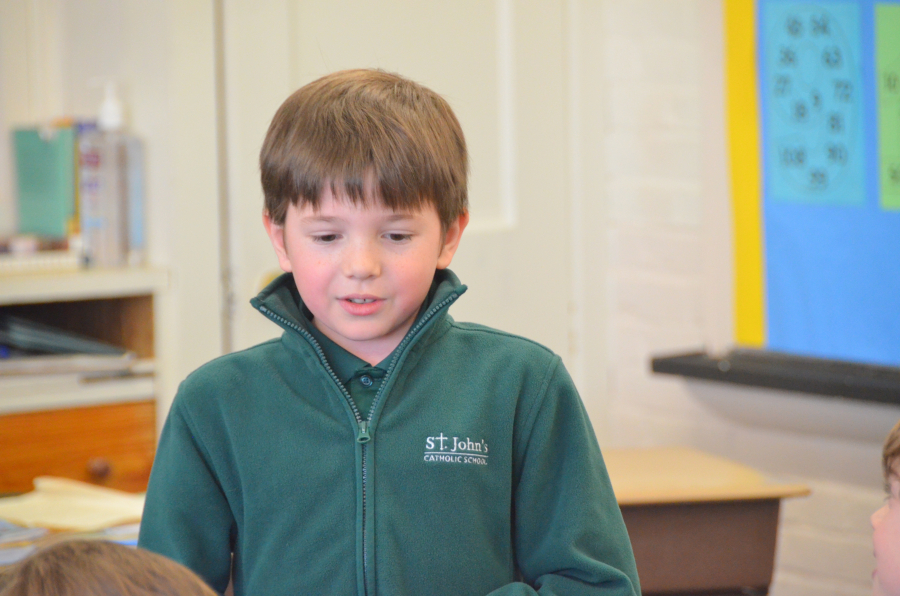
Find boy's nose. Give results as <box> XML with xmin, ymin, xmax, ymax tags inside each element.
<box><xmin>343</xmin><ymin>242</ymin><xmax>381</xmax><ymax>279</ymax></box>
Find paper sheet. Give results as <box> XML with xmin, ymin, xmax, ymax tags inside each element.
<box><xmin>0</xmin><ymin>477</ymin><xmax>144</xmax><ymax>531</ymax></box>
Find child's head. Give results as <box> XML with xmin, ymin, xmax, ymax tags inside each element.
<box><xmin>260</xmin><ymin>70</ymin><xmax>470</xmax><ymax>364</ymax></box>
<box><xmin>260</xmin><ymin>68</ymin><xmax>468</xmax><ymax>231</ymax></box>
<box><xmin>873</xmin><ymin>419</ymin><xmax>900</xmax><ymax>596</ymax></box>
<box><xmin>0</xmin><ymin>539</ymin><xmax>216</xmax><ymax>596</ymax></box>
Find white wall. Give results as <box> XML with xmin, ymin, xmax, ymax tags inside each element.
<box><xmin>584</xmin><ymin>2</ymin><xmax>898</xmax><ymax>594</ymax></box>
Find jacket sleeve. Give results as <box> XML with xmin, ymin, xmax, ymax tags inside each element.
<box><xmin>489</xmin><ymin>357</ymin><xmax>641</xmax><ymax>596</ymax></box>
<box><xmin>138</xmin><ymin>394</ymin><xmax>235</xmax><ymax>594</ymax></box>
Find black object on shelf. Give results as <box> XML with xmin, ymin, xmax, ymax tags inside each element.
<box><xmin>651</xmin><ymin>348</ymin><xmax>900</xmax><ymax>406</ymax></box>
<box><xmin>0</xmin><ymin>314</ymin><xmax>125</xmax><ymax>355</ymax></box>
<box><xmin>0</xmin><ymin>314</ymin><xmax>135</xmax><ymax>376</ymax></box>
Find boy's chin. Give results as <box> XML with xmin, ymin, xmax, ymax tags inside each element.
<box><xmin>873</xmin><ymin>577</ymin><xmax>892</xmax><ymax>596</ymax></box>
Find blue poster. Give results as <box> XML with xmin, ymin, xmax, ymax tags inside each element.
<box><xmin>761</xmin><ymin>2</ymin><xmax>866</xmax><ymax>205</ymax></box>
<box><xmin>758</xmin><ymin>0</ymin><xmax>900</xmax><ymax>366</ymax></box>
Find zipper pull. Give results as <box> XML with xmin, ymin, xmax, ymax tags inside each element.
<box><xmin>356</xmin><ymin>421</ymin><xmax>371</xmax><ymax>444</ymax></box>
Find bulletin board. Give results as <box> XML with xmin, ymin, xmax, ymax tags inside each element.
<box><xmin>727</xmin><ymin>0</ymin><xmax>900</xmax><ymax>367</ymax></box>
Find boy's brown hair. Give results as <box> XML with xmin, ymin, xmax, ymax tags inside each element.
<box><xmin>0</xmin><ymin>540</ymin><xmax>216</xmax><ymax>596</ymax></box>
<box><xmin>885</xmin><ymin>418</ymin><xmax>900</xmax><ymax>488</ymax></box>
<box><xmin>260</xmin><ymin>69</ymin><xmax>468</xmax><ymax>230</ymax></box>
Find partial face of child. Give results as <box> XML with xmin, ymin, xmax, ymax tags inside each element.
<box><xmin>873</xmin><ymin>466</ymin><xmax>900</xmax><ymax>596</ymax></box>
<box><xmin>265</xmin><ymin>187</ymin><xmax>466</xmax><ymax>365</ymax></box>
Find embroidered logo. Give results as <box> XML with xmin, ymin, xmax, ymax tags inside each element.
<box><xmin>424</xmin><ymin>433</ymin><xmax>488</xmax><ymax>466</ymax></box>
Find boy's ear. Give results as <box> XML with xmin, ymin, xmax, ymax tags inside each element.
<box><xmin>437</xmin><ymin>212</ymin><xmax>469</xmax><ymax>270</ymax></box>
<box><xmin>262</xmin><ymin>211</ymin><xmax>294</xmax><ymax>273</ymax></box>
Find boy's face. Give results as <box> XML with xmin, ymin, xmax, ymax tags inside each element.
<box><xmin>873</xmin><ymin>466</ymin><xmax>900</xmax><ymax>596</ymax></box>
<box><xmin>265</xmin><ymin>188</ymin><xmax>467</xmax><ymax>365</ymax></box>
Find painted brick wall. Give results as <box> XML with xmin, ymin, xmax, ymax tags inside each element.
<box><xmin>592</xmin><ymin>1</ymin><xmax>896</xmax><ymax>593</ymax></box>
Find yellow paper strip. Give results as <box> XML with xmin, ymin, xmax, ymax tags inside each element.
<box><xmin>725</xmin><ymin>0</ymin><xmax>765</xmax><ymax>346</ymax></box>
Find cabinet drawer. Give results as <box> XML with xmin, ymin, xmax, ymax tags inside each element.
<box><xmin>0</xmin><ymin>400</ymin><xmax>156</xmax><ymax>494</ymax></box>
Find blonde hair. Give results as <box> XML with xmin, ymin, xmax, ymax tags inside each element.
<box><xmin>885</xmin><ymin>418</ymin><xmax>900</xmax><ymax>490</ymax></box>
<box><xmin>0</xmin><ymin>540</ymin><xmax>216</xmax><ymax>596</ymax></box>
<box><xmin>260</xmin><ymin>68</ymin><xmax>468</xmax><ymax>229</ymax></box>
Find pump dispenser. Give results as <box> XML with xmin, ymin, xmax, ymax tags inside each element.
<box><xmin>97</xmin><ymin>82</ymin><xmax>124</xmax><ymax>132</ymax></box>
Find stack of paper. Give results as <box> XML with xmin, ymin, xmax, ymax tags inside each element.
<box><xmin>0</xmin><ymin>479</ymin><xmax>144</xmax><ymax>565</ymax></box>
<box><xmin>0</xmin><ymin>315</ymin><xmax>151</xmax><ymax>413</ymax></box>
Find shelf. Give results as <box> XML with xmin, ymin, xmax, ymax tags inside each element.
<box><xmin>0</xmin><ymin>268</ymin><xmax>168</xmax><ymax>306</ymax></box>
<box><xmin>0</xmin><ymin>268</ymin><xmax>166</xmax><ymax>361</ymax></box>
<box><xmin>0</xmin><ymin>371</ymin><xmax>156</xmax><ymax>415</ymax></box>
<box><xmin>0</xmin><ymin>268</ymin><xmax>161</xmax><ymax>492</ymax></box>
<box><xmin>651</xmin><ymin>348</ymin><xmax>900</xmax><ymax>406</ymax></box>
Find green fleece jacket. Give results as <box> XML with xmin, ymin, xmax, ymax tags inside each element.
<box><xmin>138</xmin><ymin>270</ymin><xmax>640</xmax><ymax>596</ymax></box>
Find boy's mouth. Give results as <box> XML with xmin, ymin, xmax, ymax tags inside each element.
<box><xmin>340</xmin><ymin>295</ymin><xmax>382</xmax><ymax>316</ymax></box>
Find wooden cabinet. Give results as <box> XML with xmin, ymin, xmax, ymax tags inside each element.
<box><xmin>0</xmin><ymin>268</ymin><xmax>166</xmax><ymax>494</ymax></box>
<box><xmin>0</xmin><ymin>400</ymin><xmax>156</xmax><ymax>493</ymax></box>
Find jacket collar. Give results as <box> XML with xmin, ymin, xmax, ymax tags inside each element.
<box><xmin>250</xmin><ymin>268</ymin><xmax>467</xmax><ymax>343</ymax></box>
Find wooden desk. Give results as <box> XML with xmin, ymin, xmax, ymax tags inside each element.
<box><xmin>605</xmin><ymin>447</ymin><xmax>809</xmax><ymax>596</ymax></box>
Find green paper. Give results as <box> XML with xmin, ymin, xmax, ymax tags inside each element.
<box><xmin>876</xmin><ymin>4</ymin><xmax>900</xmax><ymax>210</ymax></box>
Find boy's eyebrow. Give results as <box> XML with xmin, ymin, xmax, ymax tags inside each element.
<box><xmin>300</xmin><ymin>215</ymin><xmax>343</xmax><ymax>224</ymax></box>
<box><xmin>300</xmin><ymin>212</ymin><xmax>419</xmax><ymax>224</ymax></box>
<box><xmin>385</xmin><ymin>212</ymin><xmax>418</xmax><ymax>222</ymax></box>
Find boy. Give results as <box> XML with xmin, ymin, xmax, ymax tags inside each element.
<box><xmin>873</xmin><ymin>418</ymin><xmax>900</xmax><ymax>596</ymax></box>
<box><xmin>139</xmin><ymin>69</ymin><xmax>640</xmax><ymax>596</ymax></box>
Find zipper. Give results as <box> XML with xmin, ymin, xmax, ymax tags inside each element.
<box><xmin>257</xmin><ymin>292</ymin><xmax>459</xmax><ymax>596</ymax></box>
<box><xmin>256</xmin><ymin>305</ymin><xmax>372</xmax><ymax>594</ymax></box>
<box><xmin>357</xmin><ymin>421</ymin><xmax>371</xmax><ymax>442</ymax></box>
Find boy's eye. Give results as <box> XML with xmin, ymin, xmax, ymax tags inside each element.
<box><xmin>312</xmin><ymin>234</ymin><xmax>339</xmax><ymax>243</ymax></box>
<box><xmin>385</xmin><ymin>233</ymin><xmax>412</xmax><ymax>242</ymax></box>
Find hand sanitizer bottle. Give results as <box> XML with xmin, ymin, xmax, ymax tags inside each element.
<box><xmin>79</xmin><ymin>82</ymin><xmax>129</xmax><ymax>267</ymax></box>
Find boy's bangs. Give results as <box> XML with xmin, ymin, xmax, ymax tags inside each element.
<box><xmin>265</xmin><ymin>133</ymin><xmax>457</xmax><ymax>226</ymax></box>
<box><xmin>289</xmin><ymin>163</ymin><xmax>437</xmax><ymax>217</ymax></box>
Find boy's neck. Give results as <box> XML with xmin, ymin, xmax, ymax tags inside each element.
<box><xmin>311</xmin><ymin>317</ymin><xmax>412</xmax><ymax>367</ymax></box>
